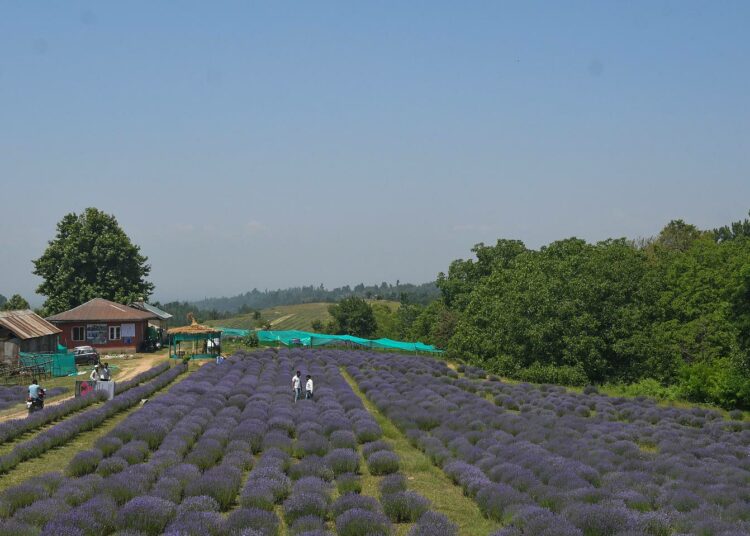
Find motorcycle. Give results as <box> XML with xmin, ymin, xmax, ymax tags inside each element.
<box><xmin>27</xmin><ymin>388</ymin><xmax>46</xmax><ymax>414</ymax></box>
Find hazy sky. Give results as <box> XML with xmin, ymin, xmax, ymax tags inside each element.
<box><xmin>1</xmin><ymin>1</ymin><xmax>749</xmax><ymax>305</ymax></box>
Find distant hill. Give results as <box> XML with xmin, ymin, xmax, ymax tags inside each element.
<box><xmin>206</xmin><ymin>300</ymin><xmax>400</xmax><ymax>332</ymax></box>
<box><xmin>191</xmin><ymin>281</ymin><xmax>439</xmax><ymax>313</ymax></box>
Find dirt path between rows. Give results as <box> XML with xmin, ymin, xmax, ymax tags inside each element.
<box><xmin>0</xmin><ymin>354</ymin><xmax>168</xmax><ymax>423</ymax></box>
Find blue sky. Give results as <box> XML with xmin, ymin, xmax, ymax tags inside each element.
<box><xmin>1</xmin><ymin>1</ymin><xmax>749</xmax><ymax>304</ymax></box>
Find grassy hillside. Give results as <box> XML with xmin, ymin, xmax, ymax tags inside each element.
<box><xmin>206</xmin><ymin>301</ymin><xmax>399</xmax><ymax>332</ymax></box>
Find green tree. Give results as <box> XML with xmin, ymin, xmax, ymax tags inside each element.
<box><xmin>437</xmin><ymin>239</ymin><xmax>526</xmax><ymax>311</ymax></box>
<box><xmin>33</xmin><ymin>208</ymin><xmax>154</xmax><ymax>315</ymax></box>
<box><xmin>1</xmin><ymin>294</ymin><xmax>31</xmax><ymax>311</ymax></box>
<box><xmin>0</xmin><ymin>294</ymin><xmax>6</xmax><ymax>308</ymax></box>
<box><xmin>328</xmin><ymin>297</ymin><xmax>377</xmax><ymax>337</ymax></box>
<box><xmin>311</xmin><ymin>319</ymin><xmax>324</xmax><ymax>332</ymax></box>
<box><xmin>714</xmin><ymin>210</ymin><xmax>750</xmax><ymax>242</ymax></box>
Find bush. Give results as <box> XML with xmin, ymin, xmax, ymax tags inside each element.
<box><xmin>381</xmin><ymin>491</ymin><xmax>429</xmax><ymax>522</ymax></box>
<box><xmin>117</xmin><ymin>496</ymin><xmax>176</xmax><ymax>535</ymax></box>
<box><xmin>331</xmin><ymin>493</ymin><xmax>381</xmax><ymax>517</ymax></box>
<box><xmin>240</xmin><ymin>483</ymin><xmax>276</xmax><ymax>511</ymax></box>
<box><xmin>13</xmin><ymin>498</ymin><xmax>69</xmax><ymax>527</ymax></box>
<box><xmin>378</xmin><ymin>473</ymin><xmax>407</xmax><ymax>495</ymax></box>
<box><xmin>96</xmin><ymin>456</ymin><xmax>130</xmax><ymax>476</ymax></box>
<box><xmin>184</xmin><ymin>465</ymin><xmax>242</xmax><ymax>511</ymax></box>
<box><xmin>283</xmin><ymin>492</ymin><xmax>328</xmax><ymax>524</ymax></box>
<box><xmin>67</xmin><ymin>449</ymin><xmax>103</xmax><ymax>477</ymax></box>
<box><xmin>325</xmin><ymin>449</ymin><xmax>359</xmax><ymax>475</ymax></box>
<box><xmin>367</xmin><ymin>451</ymin><xmax>400</xmax><ymax>476</ymax></box>
<box><xmin>0</xmin><ymin>483</ymin><xmax>48</xmax><ymax>517</ymax></box>
<box><xmin>329</xmin><ymin>431</ymin><xmax>357</xmax><ymax>450</ymax></box>
<box><xmin>224</xmin><ymin>507</ymin><xmax>279</xmax><ymax>536</ymax></box>
<box><xmin>336</xmin><ymin>473</ymin><xmax>362</xmax><ymax>495</ymax></box>
<box><xmin>408</xmin><ymin>511</ymin><xmax>459</xmax><ymax>536</ymax></box>
<box><xmin>515</xmin><ymin>363</ymin><xmax>588</xmax><ymax>386</ymax></box>
<box><xmin>336</xmin><ymin>508</ymin><xmax>391</xmax><ymax>536</ymax></box>
<box><xmin>94</xmin><ymin>436</ymin><xmax>124</xmax><ymax>457</ymax></box>
<box><xmin>289</xmin><ymin>515</ymin><xmax>326</xmax><ymax>535</ymax></box>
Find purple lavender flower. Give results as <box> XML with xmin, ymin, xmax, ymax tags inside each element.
<box><xmin>331</xmin><ymin>493</ymin><xmax>381</xmax><ymax>517</ymax></box>
<box><xmin>117</xmin><ymin>496</ymin><xmax>176</xmax><ymax>535</ymax></box>
<box><xmin>367</xmin><ymin>451</ymin><xmax>400</xmax><ymax>476</ymax></box>
<box><xmin>224</xmin><ymin>507</ymin><xmax>280</xmax><ymax>535</ymax></box>
<box><xmin>184</xmin><ymin>465</ymin><xmax>242</xmax><ymax>511</ymax></box>
<box><xmin>336</xmin><ymin>508</ymin><xmax>392</xmax><ymax>536</ymax></box>
<box><xmin>381</xmin><ymin>491</ymin><xmax>430</xmax><ymax>523</ymax></box>
<box><xmin>164</xmin><ymin>511</ymin><xmax>224</xmax><ymax>536</ymax></box>
<box><xmin>13</xmin><ymin>497</ymin><xmax>70</xmax><ymax>527</ymax></box>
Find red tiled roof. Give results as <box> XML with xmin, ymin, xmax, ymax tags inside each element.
<box><xmin>47</xmin><ymin>298</ymin><xmax>158</xmax><ymax>323</ymax></box>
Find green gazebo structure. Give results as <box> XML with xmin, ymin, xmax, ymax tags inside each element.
<box><xmin>168</xmin><ymin>314</ymin><xmax>222</xmax><ymax>360</ymax></box>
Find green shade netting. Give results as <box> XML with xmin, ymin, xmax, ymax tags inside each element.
<box><xmin>218</xmin><ymin>328</ymin><xmax>443</xmax><ymax>354</ymax></box>
<box><xmin>19</xmin><ymin>352</ymin><xmax>77</xmax><ymax>377</ymax></box>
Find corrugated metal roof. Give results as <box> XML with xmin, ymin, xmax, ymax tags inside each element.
<box><xmin>130</xmin><ymin>301</ymin><xmax>173</xmax><ymax>320</ymax></box>
<box><xmin>47</xmin><ymin>298</ymin><xmax>158</xmax><ymax>323</ymax></box>
<box><xmin>0</xmin><ymin>309</ymin><xmax>61</xmax><ymax>340</ymax></box>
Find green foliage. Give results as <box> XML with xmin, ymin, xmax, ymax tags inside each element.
<box><xmin>514</xmin><ymin>362</ymin><xmax>588</xmax><ymax>386</ymax></box>
<box><xmin>605</xmin><ymin>378</ymin><xmax>680</xmax><ymax>401</ymax></box>
<box><xmin>328</xmin><ymin>297</ymin><xmax>377</xmax><ymax>338</ymax></box>
<box><xmin>677</xmin><ymin>358</ymin><xmax>750</xmax><ymax>409</ymax></box>
<box><xmin>714</xmin><ymin>210</ymin><xmax>750</xmax><ymax>242</ymax></box>
<box><xmin>33</xmin><ymin>208</ymin><xmax>154</xmax><ymax>315</ymax></box>
<box><xmin>0</xmin><ymin>294</ymin><xmax>6</xmax><ymax>308</ymax></box>
<box><xmin>439</xmin><ymin>213</ymin><xmax>750</xmax><ymax>408</ymax></box>
<box><xmin>1</xmin><ymin>294</ymin><xmax>30</xmax><ymax>311</ymax></box>
<box><xmin>191</xmin><ymin>281</ymin><xmax>440</xmax><ymax>312</ymax></box>
<box><xmin>243</xmin><ymin>332</ymin><xmax>259</xmax><ymax>348</ymax></box>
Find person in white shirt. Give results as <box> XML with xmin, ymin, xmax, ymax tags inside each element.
<box><xmin>100</xmin><ymin>363</ymin><xmax>111</xmax><ymax>381</ymax></box>
<box><xmin>305</xmin><ymin>375</ymin><xmax>313</xmax><ymax>399</ymax></box>
<box><xmin>292</xmin><ymin>370</ymin><xmax>302</xmax><ymax>402</ymax></box>
<box><xmin>90</xmin><ymin>365</ymin><xmax>101</xmax><ymax>381</ymax></box>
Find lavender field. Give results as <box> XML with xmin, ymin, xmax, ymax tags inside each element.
<box><xmin>0</xmin><ymin>349</ymin><xmax>748</xmax><ymax>535</ymax></box>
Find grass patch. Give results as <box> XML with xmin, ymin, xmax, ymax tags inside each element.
<box><xmin>341</xmin><ymin>369</ymin><xmax>500</xmax><ymax>536</ymax></box>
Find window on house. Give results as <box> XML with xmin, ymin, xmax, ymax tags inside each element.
<box><xmin>72</xmin><ymin>326</ymin><xmax>85</xmax><ymax>341</ymax></box>
<box><xmin>109</xmin><ymin>326</ymin><xmax>121</xmax><ymax>340</ymax></box>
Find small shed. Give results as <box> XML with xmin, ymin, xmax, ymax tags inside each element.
<box><xmin>130</xmin><ymin>301</ymin><xmax>173</xmax><ymax>345</ymax></box>
<box><xmin>168</xmin><ymin>314</ymin><xmax>222</xmax><ymax>360</ymax></box>
<box><xmin>0</xmin><ymin>310</ymin><xmax>61</xmax><ymax>365</ymax></box>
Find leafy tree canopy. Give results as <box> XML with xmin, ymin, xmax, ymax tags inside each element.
<box><xmin>328</xmin><ymin>296</ymin><xmax>377</xmax><ymax>338</ymax></box>
<box><xmin>33</xmin><ymin>208</ymin><xmax>154</xmax><ymax>315</ymax></box>
<box><xmin>1</xmin><ymin>294</ymin><xmax>30</xmax><ymax>311</ymax></box>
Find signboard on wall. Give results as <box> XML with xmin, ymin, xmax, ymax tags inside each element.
<box><xmin>121</xmin><ymin>324</ymin><xmax>135</xmax><ymax>338</ymax></box>
<box><xmin>86</xmin><ymin>324</ymin><xmax>107</xmax><ymax>344</ymax></box>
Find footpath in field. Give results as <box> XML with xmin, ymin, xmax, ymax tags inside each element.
<box><xmin>341</xmin><ymin>369</ymin><xmax>500</xmax><ymax>536</ymax></box>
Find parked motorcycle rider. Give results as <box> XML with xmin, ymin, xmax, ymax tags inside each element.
<box><xmin>27</xmin><ymin>377</ymin><xmax>45</xmax><ymax>414</ymax></box>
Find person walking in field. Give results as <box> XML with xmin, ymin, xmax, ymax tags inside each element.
<box><xmin>305</xmin><ymin>375</ymin><xmax>314</xmax><ymax>399</ymax></box>
<box><xmin>292</xmin><ymin>370</ymin><xmax>302</xmax><ymax>402</ymax></box>
<box><xmin>90</xmin><ymin>364</ymin><xmax>101</xmax><ymax>381</ymax></box>
<box><xmin>100</xmin><ymin>363</ymin><xmax>111</xmax><ymax>381</ymax></box>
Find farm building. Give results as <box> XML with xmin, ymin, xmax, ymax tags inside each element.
<box><xmin>47</xmin><ymin>298</ymin><xmax>158</xmax><ymax>353</ymax></box>
<box><xmin>0</xmin><ymin>309</ymin><xmax>61</xmax><ymax>365</ymax></box>
<box><xmin>130</xmin><ymin>300</ymin><xmax>173</xmax><ymax>344</ymax></box>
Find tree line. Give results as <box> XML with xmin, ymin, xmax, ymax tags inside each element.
<box><xmin>408</xmin><ymin>212</ymin><xmax>750</xmax><ymax>409</ymax></box>
<box><xmin>190</xmin><ymin>281</ymin><xmax>440</xmax><ymax>313</ymax></box>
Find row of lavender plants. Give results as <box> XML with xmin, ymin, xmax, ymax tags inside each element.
<box><xmin>0</xmin><ymin>349</ymin><xmax>458</xmax><ymax>535</ymax></box>
<box><xmin>0</xmin><ymin>386</ymin><xmax>68</xmax><ymax>411</ymax></box>
<box><xmin>331</xmin><ymin>350</ymin><xmax>750</xmax><ymax>536</ymax></box>
<box><xmin>0</xmin><ymin>361</ymin><xmax>174</xmax><ymax>446</ymax></box>
<box><xmin>0</xmin><ymin>363</ymin><xmax>186</xmax><ymax>476</ymax></box>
